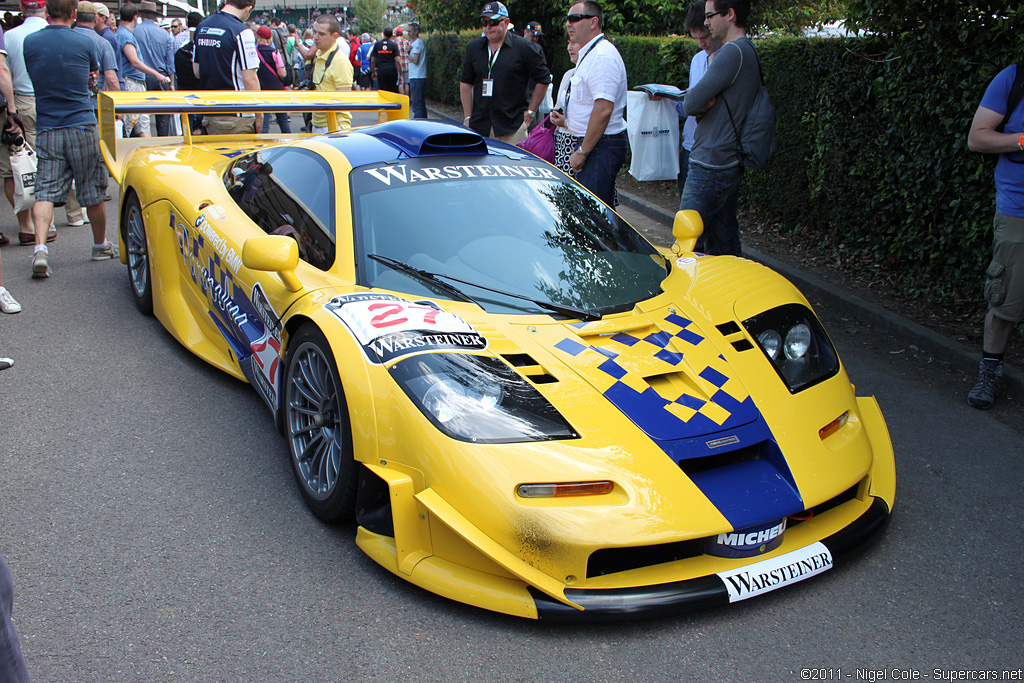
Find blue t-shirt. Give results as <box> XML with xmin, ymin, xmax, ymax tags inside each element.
<box><xmin>980</xmin><ymin>65</ymin><xmax>1024</xmax><ymax>217</ymax></box>
<box><xmin>117</xmin><ymin>25</ymin><xmax>146</xmax><ymax>83</ymax></box>
<box><xmin>134</xmin><ymin>18</ymin><xmax>173</xmax><ymax>76</ymax></box>
<box><xmin>73</xmin><ymin>25</ymin><xmax>117</xmax><ymax>76</ymax></box>
<box><xmin>356</xmin><ymin>41</ymin><xmax>372</xmax><ymax>73</ymax></box>
<box><xmin>24</xmin><ymin>25</ymin><xmax>101</xmax><ymax>130</ymax></box>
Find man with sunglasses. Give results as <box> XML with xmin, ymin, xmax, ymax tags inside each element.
<box><xmin>549</xmin><ymin>1</ymin><xmax>626</xmax><ymax>208</ymax></box>
<box><xmin>459</xmin><ymin>1</ymin><xmax>550</xmax><ymax>144</ymax></box>
<box><xmin>679</xmin><ymin>0</ymin><xmax>758</xmax><ymax>256</ymax></box>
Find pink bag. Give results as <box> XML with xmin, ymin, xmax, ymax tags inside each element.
<box><xmin>516</xmin><ymin>115</ymin><xmax>555</xmax><ymax>164</ymax></box>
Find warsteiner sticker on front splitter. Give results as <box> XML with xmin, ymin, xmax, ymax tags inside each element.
<box><xmin>716</xmin><ymin>542</ymin><xmax>833</xmax><ymax>602</ymax></box>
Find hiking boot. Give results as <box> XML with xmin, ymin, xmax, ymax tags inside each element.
<box><xmin>0</xmin><ymin>286</ymin><xmax>21</xmax><ymax>314</ymax></box>
<box><xmin>92</xmin><ymin>240</ymin><xmax>119</xmax><ymax>261</ymax></box>
<box><xmin>31</xmin><ymin>249</ymin><xmax>51</xmax><ymax>278</ymax></box>
<box><xmin>967</xmin><ymin>359</ymin><xmax>1003</xmax><ymax>410</ymax></box>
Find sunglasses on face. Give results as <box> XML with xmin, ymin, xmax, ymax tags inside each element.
<box><xmin>480</xmin><ymin>18</ymin><xmax>503</xmax><ymax>27</ymax></box>
<box><xmin>704</xmin><ymin>10</ymin><xmax>722</xmax><ymax>19</ymax></box>
<box><xmin>566</xmin><ymin>13</ymin><xmax>596</xmax><ymax>23</ymax></box>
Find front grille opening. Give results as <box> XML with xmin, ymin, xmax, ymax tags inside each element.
<box><xmin>788</xmin><ymin>481</ymin><xmax>861</xmax><ymax>527</ymax></box>
<box><xmin>587</xmin><ymin>539</ymin><xmax>704</xmax><ymax>578</ymax></box>
<box><xmin>678</xmin><ymin>443</ymin><xmax>761</xmax><ymax>476</ymax></box>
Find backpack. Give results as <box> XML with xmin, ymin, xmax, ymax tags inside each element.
<box><xmin>721</xmin><ymin>41</ymin><xmax>776</xmax><ymax>170</ymax></box>
<box><xmin>996</xmin><ymin>63</ymin><xmax>1024</xmax><ymax>133</ymax></box>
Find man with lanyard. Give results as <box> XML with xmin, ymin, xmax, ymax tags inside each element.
<box><xmin>192</xmin><ymin>0</ymin><xmax>262</xmax><ymax>134</ymax></box>
<box><xmin>549</xmin><ymin>0</ymin><xmax>626</xmax><ymax>208</ymax></box>
<box><xmin>310</xmin><ymin>14</ymin><xmax>353</xmax><ymax>133</ymax></box>
<box><xmin>965</xmin><ymin>64</ymin><xmax>1024</xmax><ymax>408</ymax></box>
<box><xmin>680</xmin><ymin>0</ymin><xmax>759</xmax><ymax>256</ymax></box>
<box><xmin>459</xmin><ymin>1</ymin><xmax>550</xmax><ymax>145</ymax></box>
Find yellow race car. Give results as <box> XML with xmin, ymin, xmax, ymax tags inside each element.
<box><xmin>102</xmin><ymin>92</ymin><xmax>894</xmax><ymax>621</ymax></box>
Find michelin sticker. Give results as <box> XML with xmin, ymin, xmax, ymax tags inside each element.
<box><xmin>716</xmin><ymin>541</ymin><xmax>832</xmax><ymax>603</ymax></box>
<box><xmin>326</xmin><ymin>293</ymin><xmax>486</xmax><ymax>364</ymax></box>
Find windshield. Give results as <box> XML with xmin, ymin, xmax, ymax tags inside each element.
<box><xmin>350</xmin><ymin>157</ymin><xmax>667</xmax><ymax>316</ymax></box>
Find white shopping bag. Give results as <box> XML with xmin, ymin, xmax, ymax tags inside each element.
<box><xmin>625</xmin><ymin>91</ymin><xmax>680</xmax><ymax>181</ymax></box>
<box><xmin>11</xmin><ymin>146</ymin><xmax>36</xmax><ymax>214</ymax></box>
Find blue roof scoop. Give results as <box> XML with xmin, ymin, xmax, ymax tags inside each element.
<box><xmin>355</xmin><ymin>120</ymin><xmax>489</xmax><ymax>157</ymax></box>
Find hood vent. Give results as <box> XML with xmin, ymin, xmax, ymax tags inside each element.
<box><xmin>502</xmin><ymin>353</ymin><xmax>558</xmax><ymax>384</ymax></box>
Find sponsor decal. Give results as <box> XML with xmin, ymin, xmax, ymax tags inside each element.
<box><xmin>706</xmin><ymin>435</ymin><xmax>740</xmax><ymax>449</ymax></box>
<box><xmin>361</xmin><ymin>163</ymin><xmax>559</xmax><ymax>187</ymax></box>
<box><xmin>326</xmin><ymin>293</ymin><xmax>486</xmax><ymax>364</ymax></box>
<box><xmin>173</xmin><ymin>211</ymin><xmax>281</xmax><ymax>411</ymax></box>
<box><xmin>674</xmin><ymin>256</ymin><xmax>696</xmax><ymax>266</ymax></box>
<box><xmin>716</xmin><ymin>541</ymin><xmax>832</xmax><ymax>602</ymax></box>
<box><xmin>706</xmin><ymin>518</ymin><xmax>786</xmax><ymax>558</ymax></box>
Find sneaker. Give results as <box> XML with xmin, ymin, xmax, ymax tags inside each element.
<box><xmin>967</xmin><ymin>359</ymin><xmax>1003</xmax><ymax>410</ymax></box>
<box><xmin>67</xmin><ymin>218</ymin><xmax>85</xmax><ymax>227</ymax></box>
<box><xmin>31</xmin><ymin>249</ymin><xmax>51</xmax><ymax>278</ymax></box>
<box><xmin>0</xmin><ymin>357</ymin><xmax>11</xmax><ymax>372</ymax></box>
<box><xmin>0</xmin><ymin>287</ymin><xmax>21</xmax><ymax>314</ymax></box>
<box><xmin>91</xmin><ymin>240</ymin><xmax>119</xmax><ymax>261</ymax></box>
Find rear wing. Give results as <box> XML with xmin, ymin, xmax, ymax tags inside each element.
<box><xmin>98</xmin><ymin>89</ymin><xmax>408</xmax><ymax>167</ymax></box>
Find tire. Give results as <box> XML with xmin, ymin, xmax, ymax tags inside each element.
<box><xmin>122</xmin><ymin>192</ymin><xmax>153</xmax><ymax>315</ymax></box>
<box><xmin>284</xmin><ymin>324</ymin><xmax>358</xmax><ymax>522</ymax></box>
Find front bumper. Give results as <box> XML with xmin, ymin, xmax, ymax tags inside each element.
<box><xmin>530</xmin><ymin>497</ymin><xmax>890</xmax><ymax>622</ymax></box>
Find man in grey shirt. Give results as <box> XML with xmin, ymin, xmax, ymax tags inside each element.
<box><xmin>681</xmin><ymin>0</ymin><xmax>760</xmax><ymax>255</ymax></box>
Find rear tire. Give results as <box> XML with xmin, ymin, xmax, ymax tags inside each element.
<box><xmin>122</xmin><ymin>192</ymin><xmax>153</xmax><ymax>315</ymax></box>
<box><xmin>284</xmin><ymin>325</ymin><xmax>358</xmax><ymax>522</ymax></box>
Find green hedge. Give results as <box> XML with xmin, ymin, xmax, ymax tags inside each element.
<box><xmin>424</xmin><ymin>31</ymin><xmax>1018</xmax><ymax>308</ymax></box>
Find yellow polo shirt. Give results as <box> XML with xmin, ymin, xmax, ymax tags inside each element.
<box><xmin>312</xmin><ymin>42</ymin><xmax>354</xmax><ymax>129</ymax></box>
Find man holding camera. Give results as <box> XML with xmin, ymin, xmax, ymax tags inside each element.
<box><xmin>309</xmin><ymin>14</ymin><xmax>352</xmax><ymax>134</ymax></box>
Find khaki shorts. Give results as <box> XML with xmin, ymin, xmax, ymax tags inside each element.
<box><xmin>204</xmin><ymin>116</ymin><xmax>256</xmax><ymax>135</ymax></box>
<box><xmin>122</xmin><ymin>78</ymin><xmax>151</xmax><ymax>137</ymax></box>
<box><xmin>985</xmin><ymin>212</ymin><xmax>1024</xmax><ymax>323</ymax></box>
<box><xmin>489</xmin><ymin>121</ymin><xmax>528</xmax><ymax>146</ymax></box>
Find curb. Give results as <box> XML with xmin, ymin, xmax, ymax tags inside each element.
<box><xmin>427</xmin><ymin>101</ymin><xmax>1021</xmax><ymax>404</ymax></box>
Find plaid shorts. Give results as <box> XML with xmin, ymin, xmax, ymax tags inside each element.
<box><xmin>34</xmin><ymin>125</ymin><xmax>108</xmax><ymax>208</ymax></box>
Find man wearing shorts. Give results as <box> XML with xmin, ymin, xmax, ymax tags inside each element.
<box><xmin>966</xmin><ymin>65</ymin><xmax>1024</xmax><ymax>408</ymax></box>
<box><xmin>117</xmin><ymin>2</ymin><xmax>170</xmax><ymax>137</ymax></box>
<box><xmin>24</xmin><ymin>0</ymin><xmax>118</xmax><ymax>278</ymax></box>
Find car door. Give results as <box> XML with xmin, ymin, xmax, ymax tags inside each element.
<box><xmin>221</xmin><ymin>146</ymin><xmax>338</xmax><ymax>414</ymax></box>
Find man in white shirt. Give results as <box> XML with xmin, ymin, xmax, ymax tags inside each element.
<box><xmin>552</xmin><ymin>0</ymin><xmax>627</xmax><ymax>207</ymax></box>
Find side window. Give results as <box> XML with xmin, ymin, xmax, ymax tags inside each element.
<box><xmin>226</xmin><ymin>148</ymin><xmax>336</xmax><ymax>271</ymax></box>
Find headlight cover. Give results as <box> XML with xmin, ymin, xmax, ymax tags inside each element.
<box><xmin>743</xmin><ymin>304</ymin><xmax>839</xmax><ymax>393</ymax></box>
<box><xmin>389</xmin><ymin>353</ymin><xmax>578</xmax><ymax>443</ymax></box>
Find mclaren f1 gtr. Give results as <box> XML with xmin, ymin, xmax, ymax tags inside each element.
<box><xmin>100</xmin><ymin>91</ymin><xmax>895</xmax><ymax>621</ymax></box>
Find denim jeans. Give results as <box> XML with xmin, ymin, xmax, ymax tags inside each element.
<box><xmin>577</xmin><ymin>132</ymin><xmax>627</xmax><ymax>208</ymax></box>
<box><xmin>409</xmin><ymin>78</ymin><xmax>427</xmax><ymax>118</ymax></box>
<box><xmin>680</xmin><ymin>161</ymin><xmax>744</xmax><ymax>256</ymax></box>
<box><xmin>261</xmin><ymin>111</ymin><xmax>293</xmax><ymax>134</ymax></box>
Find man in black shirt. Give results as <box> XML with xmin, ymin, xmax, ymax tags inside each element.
<box><xmin>459</xmin><ymin>1</ymin><xmax>550</xmax><ymax>144</ymax></box>
<box><xmin>369</xmin><ymin>27</ymin><xmax>399</xmax><ymax>94</ymax></box>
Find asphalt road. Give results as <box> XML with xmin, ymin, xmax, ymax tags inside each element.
<box><xmin>0</xmin><ymin>123</ymin><xmax>1022</xmax><ymax>682</ymax></box>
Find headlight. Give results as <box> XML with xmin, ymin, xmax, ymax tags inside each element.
<box><xmin>743</xmin><ymin>304</ymin><xmax>839</xmax><ymax>393</ymax></box>
<box><xmin>389</xmin><ymin>353</ymin><xmax>578</xmax><ymax>443</ymax></box>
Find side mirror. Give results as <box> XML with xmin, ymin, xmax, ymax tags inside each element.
<box><xmin>671</xmin><ymin>210</ymin><xmax>703</xmax><ymax>254</ymax></box>
<box><xmin>242</xmin><ymin>234</ymin><xmax>303</xmax><ymax>291</ymax></box>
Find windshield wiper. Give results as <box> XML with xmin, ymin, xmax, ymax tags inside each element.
<box><xmin>367</xmin><ymin>254</ymin><xmax>601</xmax><ymax>322</ymax></box>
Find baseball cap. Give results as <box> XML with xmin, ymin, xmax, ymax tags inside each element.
<box><xmin>525</xmin><ymin>21</ymin><xmax>542</xmax><ymax>34</ymax></box>
<box><xmin>20</xmin><ymin>0</ymin><xmax>45</xmax><ymax>9</ymax></box>
<box><xmin>77</xmin><ymin>0</ymin><xmax>98</xmax><ymax>13</ymax></box>
<box><xmin>95</xmin><ymin>3</ymin><xmax>110</xmax><ymax>16</ymax></box>
<box><xmin>394</xmin><ymin>27</ymin><xmax>402</xmax><ymax>35</ymax></box>
<box><xmin>479</xmin><ymin>2</ymin><xmax>509</xmax><ymax>20</ymax></box>
<box><xmin>256</xmin><ymin>25</ymin><xmax>272</xmax><ymax>39</ymax></box>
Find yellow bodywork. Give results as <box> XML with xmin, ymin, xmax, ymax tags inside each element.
<box><xmin>105</xmin><ymin>97</ymin><xmax>895</xmax><ymax>619</ymax></box>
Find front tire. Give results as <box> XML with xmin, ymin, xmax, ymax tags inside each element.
<box><xmin>284</xmin><ymin>325</ymin><xmax>358</xmax><ymax>522</ymax></box>
<box><xmin>122</xmin><ymin>192</ymin><xmax>153</xmax><ymax>315</ymax></box>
